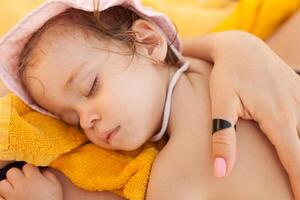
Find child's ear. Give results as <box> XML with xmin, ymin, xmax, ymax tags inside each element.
<box><xmin>131</xmin><ymin>19</ymin><xmax>168</xmax><ymax>62</ymax></box>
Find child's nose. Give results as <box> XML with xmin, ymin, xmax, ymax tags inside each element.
<box><xmin>80</xmin><ymin>111</ymin><xmax>101</xmax><ymax>130</ymax></box>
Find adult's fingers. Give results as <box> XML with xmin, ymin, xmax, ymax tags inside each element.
<box><xmin>262</xmin><ymin>121</ymin><xmax>300</xmax><ymax>199</ymax></box>
<box><xmin>212</xmin><ymin>124</ymin><xmax>236</xmax><ymax>178</ymax></box>
<box><xmin>210</xmin><ymin>72</ymin><xmax>242</xmax><ymax>178</ymax></box>
<box><xmin>276</xmin><ymin>131</ymin><xmax>300</xmax><ymax>200</ymax></box>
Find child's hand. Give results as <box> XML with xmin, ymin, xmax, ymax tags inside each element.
<box><xmin>0</xmin><ymin>164</ymin><xmax>63</xmax><ymax>200</ymax></box>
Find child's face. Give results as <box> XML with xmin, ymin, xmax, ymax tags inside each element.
<box><xmin>24</xmin><ymin>27</ymin><xmax>170</xmax><ymax>150</ymax></box>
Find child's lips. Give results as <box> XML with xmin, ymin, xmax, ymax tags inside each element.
<box><xmin>102</xmin><ymin>126</ymin><xmax>120</xmax><ymax>144</ymax></box>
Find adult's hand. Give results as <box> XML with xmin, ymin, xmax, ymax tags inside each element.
<box><xmin>182</xmin><ymin>31</ymin><xmax>300</xmax><ymax>199</ymax></box>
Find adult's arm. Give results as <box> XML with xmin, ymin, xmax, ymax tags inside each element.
<box><xmin>182</xmin><ymin>30</ymin><xmax>300</xmax><ymax>199</ymax></box>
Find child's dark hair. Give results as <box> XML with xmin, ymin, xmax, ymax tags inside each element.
<box><xmin>19</xmin><ymin>4</ymin><xmax>180</xmax><ymax>81</ymax></box>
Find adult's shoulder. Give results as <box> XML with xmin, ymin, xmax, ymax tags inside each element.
<box><xmin>184</xmin><ymin>56</ymin><xmax>212</xmax><ymax>76</ymax></box>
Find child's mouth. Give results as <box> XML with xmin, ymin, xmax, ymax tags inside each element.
<box><xmin>105</xmin><ymin>125</ymin><xmax>121</xmax><ymax>144</ymax></box>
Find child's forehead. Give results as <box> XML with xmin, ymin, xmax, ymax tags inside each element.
<box><xmin>35</xmin><ymin>22</ymin><xmax>88</xmax><ymax>45</ymax></box>
<box><xmin>27</xmin><ymin>31</ymin><xmax>127</xmax><ymax>71</ymax></box>
<box><xmin>31</xmin><ymin>24</ymin><xmax>102</xmax><ymax>57</ymax></box>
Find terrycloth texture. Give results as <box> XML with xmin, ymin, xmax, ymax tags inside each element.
<box><xmin>0</xmin><ymin>94</ymin><xmax>88</xmax><ymax>165</ymax></box>
<box><xmin>0</xmin><ymin>93</ymin><xmax>160</xmax><ymax>200</ymax></box>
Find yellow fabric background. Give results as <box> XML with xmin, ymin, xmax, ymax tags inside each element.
<box><xmin>0</xmin><ymin>1</ymin><xmax>300</xmax><ymax>199</ymax></box>
<box><xmin>1</xmin><ymin>0</ymin><xmax>299</xmax><ymax>39</ymax></box>
<box><xmin>0</xmin><ymin>0</ymin><xmax>235</xmax><ymax>36</ymax></box>
<box><xmin>213</xmin><ymin>0</ymin><xmax>300</xmax><ymax>39</ymax></box>
<box><xmin>0</xmin><ymin>0</ymin><xmax>45</xmax><ymax>36</ymax></box>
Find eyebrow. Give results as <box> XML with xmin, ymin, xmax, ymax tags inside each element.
<box><xmin>64</xmin><ymin>62</ymin><xmax>87</xmax><ymax>89</ymax></box>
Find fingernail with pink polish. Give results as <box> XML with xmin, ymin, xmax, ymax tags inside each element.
<box><xmin>214</xmin><ymin>157</ymin><xmax>227</xmax><ymax>178</ymax></box>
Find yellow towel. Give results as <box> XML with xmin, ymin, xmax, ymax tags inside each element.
<box><xmin>0</xmin><ymin>93</ymin><xmax>161</xmax><ymax>200</ymax></box>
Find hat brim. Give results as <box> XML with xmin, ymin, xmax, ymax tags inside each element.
<box><xmin>0</xmin><ymin>0</ymin><xmax>180</xmax><ymax>117</ymax></box>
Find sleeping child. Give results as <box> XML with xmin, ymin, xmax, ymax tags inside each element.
<box><xmin>0</xmin><ymin>0</ymin><xmax>298</xmax><ymax>199</ymax></box>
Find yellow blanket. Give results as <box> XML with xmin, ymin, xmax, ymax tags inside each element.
<box><xmin>0</xmin><ymin>94</ymin><xmax>160</xmax><ymax>200</ymax></box>
<box><xmin>0</xmin><ymin>1</ymin><xmax>300</xmax><ymax>200</ymax></box>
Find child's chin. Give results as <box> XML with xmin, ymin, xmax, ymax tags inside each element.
<box><xmin>119</xmin><ymin>141</ymin><xmax>145</xmax><ymax>151</ymax></box>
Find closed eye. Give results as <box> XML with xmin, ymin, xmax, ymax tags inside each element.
<box><xmin>87</xmin><ymin>76</ymin><xmax>99</xmax><ymax>97</ymax></box>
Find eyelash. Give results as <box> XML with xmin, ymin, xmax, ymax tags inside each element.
<box><xmin>87</xmin><ymin>76</ymin><xmax>99</xmax><ymax>97</ymax></box>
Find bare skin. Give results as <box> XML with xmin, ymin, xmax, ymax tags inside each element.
<box><xmin>146</xmin><ymin>10</ymin><xmax>300</xmax><ymax>199</ymax></box>
<box><xmin>267</xmin><ymin>10</ymin><xmax>300</xmax><ymax>71</ymax></box>
<box><xmin>146</xmin><ymin>57</ymin><xmax>293</xmax><ymax>199</ymax></box>
<box><xmin>0</xmin><ymin>57</ymin><xmax>294</xmax><ymax>200</ymax></box>
<box><xmin>0</xmin><ymin>10</ymin><xmax>300</xmax><ymax>200</ymax></box>
<box><xmin>45</xmin><ymin>169</ymin><xmax>124</xmax><ymax>200</ymax></box>
<box><xmin>50</xmin><ymin>53</ymin><xmax>296</xmax><ymax>199</ymax></box>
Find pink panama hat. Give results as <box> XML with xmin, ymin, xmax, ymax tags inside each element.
<box><xmin>0</xmin><ymin>0</ymin><xmax>181</xmax><ymax>117</ymax></box>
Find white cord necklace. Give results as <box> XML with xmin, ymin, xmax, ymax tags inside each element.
<box><xmin>150</xmin><ymin>44</ymin><xmax>190</xmax><ymax>141</ymax></box>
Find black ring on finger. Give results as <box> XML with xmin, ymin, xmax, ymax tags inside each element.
<box><xmin>212</xmin><ymin>118</ymin><xmax>236</xmax><ymax>135</ymax></box>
